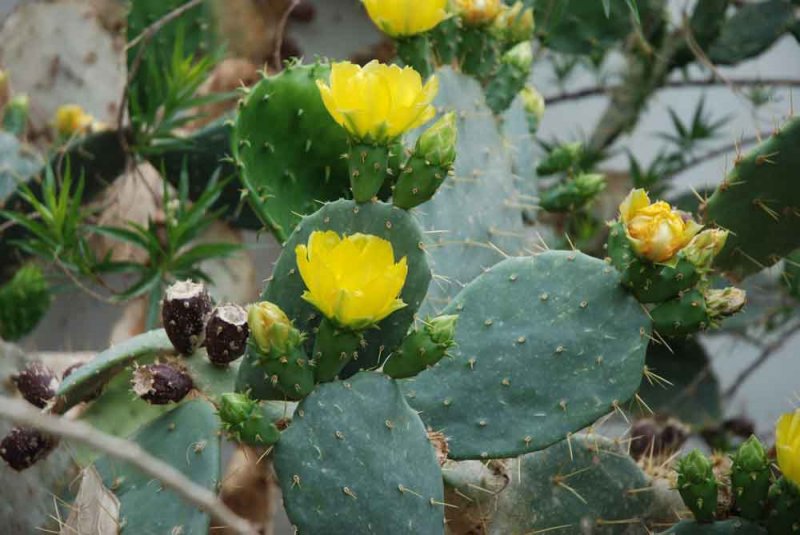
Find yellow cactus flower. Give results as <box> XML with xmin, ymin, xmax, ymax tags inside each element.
<box><xmin>456</xmin><ymin>0</ymin><xmax>503</xmax><ymax>26</ymax></box>
<box><xmin>777</xmin><ymin>409</ymin><xmax>800</xmax><ymax>487</ymax></box>
<box><xmin>363</xmin><ymin>0</ymin><xmax>448</xmax><ymax>37</ymax></box>
<box><xmin>619</xmin><ymin>189</ymin><xmax>702</xmax><ymax>263</ymax></box>
<box><xmin>295</xmin><ymin>231</ymin><xmax>408</xmax><ymax>330</ymax></box>
<box><xmin>54</xmin><ymin>104</ymin><xmax>93</xmax><ymax>137</ymax></box>
<box><xmin>317</xmin><ymin>61</ymin><xmax>439</xmax><ymax>143</ymax></box>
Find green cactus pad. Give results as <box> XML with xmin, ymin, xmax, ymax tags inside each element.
<box><xmin>0</xmin><ymin>264</ymin><xmax>50</xmax><ymax>341</ymax></box>
<box><xmin>651</xmin><ymin>289</ymin><xmax>709</xmax><ymax>337</ymax></box>
<box><xmin>241</xmin><ymin>199</ymin><xmax>431</xmax><ymax>382</ymax></box>
<box><xmin>233</xmin><ymin>63</ymin><xmax>350</xmax><ymax>241</ymax></box>
<box><xmin>709</xmin><ymin>0</ymin><xmax>794</xmax><ymax>65</ymax></box>
<box><xmin>56</xmin><ymin>329</ymin><xmax>174</xmax><ymax>412</ymax></box>
<box><xmin>488</xmin><ymin>435</ymin><xmax>654</xmax><ymax>534</ymax></box>
<box><xmin>402</xmin><ymin>251</ymin><xmax>650</xmax><ymax>460</ymax></box>
<box><xmin>0</xmin><ymin>131</ymin><xmax>42</xmax><ymax>205</ymax></box>
<box><xmin>662</xmin><ymin>518</ymin><xmax>766</xmax><ymax>534</ymax></box>
<box><xmin>414</xmin><ymin>67</ymin><xmax>527</xmax><ymax>315</ymax></box>
<box><xmin>767</xmin><ymin>477</ymin><xmax>800</xmax><ymax>534</ymax></box>
<box><xmin>95</xmin><ymin>400</ymin><xmax>220</xmax><ymax>535</ymax></box>
<box><xmin>636</xmin><ymin>338</ymin><xmax>721</xmax><ymax>426</ymax></box>
<box><xmin>274</xmin><ymin>372</ymin><xmax>444</xmax><ymax>534</ymax></box>
<box><xmin>238</xmin><ymin>342</ymin><xmax>315</xmax><ymax>401</ymax></box>
<box><xmin>705</xmin><ymin>117</ymin><xmax>800</xmax><ymax>278</ymax></box>
<box><xmin>622</xmin><ymin>256</ymin><xmax>700</xmax><ymax>304</ymax></box>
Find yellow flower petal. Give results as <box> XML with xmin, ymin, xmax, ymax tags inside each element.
<box><xmin>363</xmin><ymin>0</ymin><xmax>448</xmax><ymax>37</ymax></box>
<box><xmin>316</xmin><ymin>61</ymin><xmax>438</xmax><ymax>143</ymax></box>
<box><xmin>618</xmin><ymin>189</ymin><xmax>703</xmax><ymax>263</ymax></box>
<box><xmin>777</xmin><ymin>409</ymin><xmax>800</xmax><ymax>487</ymax></box>
<box><xmin>295</xmin><ymin>230</ymin><xmax>409</xmax><ymax>329</ymax></box>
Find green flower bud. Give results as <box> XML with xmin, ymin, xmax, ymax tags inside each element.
<box><xmin>682</xmin><ymin>229</ymin><xmax>728</xmax><ymax>272</ymax></box>
<box><xmin>536</xmin><ymin>142</ymin><xmax>583</xmax><ymax>176</ymax></box>
<box><xmin>247</xmin><ymin>301</ymin><xmax>302</xmax><ymax>355</ymax></box>
<box><xmin>520</xmin><ymin>85</ymin><xmax>545</xmax><ymax>127</ymax></box>
<box><xmin>539</xmin><ymin>173</ymin><xmax>606</xmax><ymax>213</ymax></box>
<box><xmin>218</xmin><ymin>392</ymin><xmax>281</xmax><ymax>446</ymax></box>
<box><xmin>416</xmin><ymin>112</ymin><xmax>457</xmax><ymax>168</ymax></box>
<box><xmin>705</xmin><ymin>287</ymin><xmax>746</xmax><ymax>320</ymax></box>
<box><xmin>219</xmin><ymin>392</ymin><xmax>257</xmax><ymax>427</ymax></box>
<box><xmin>731</xmin><ymin>435</ymin><xmax>770</xmax><ymax>521</ymax></box>
<box><xmin>501</xmin><ymin>41</ymin><xmax>533</xmax><ymax>72</ymax></box>
<box><xmin>427</xmin><ymin>314</ymin><xmax>458</xmax><ymax>346</ymax></box>
<box><xmin>677</xmin><ymin>449</ymin><xmax>718</xmax><ymax>522</ymax></box>
<box><xmin>493</xmin><ymin>1</ymin><xmax>534</xmax><ymax>44</ymax></box>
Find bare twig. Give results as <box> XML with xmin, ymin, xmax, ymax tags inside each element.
<box><xmin>126</xmin><ymin>0</ymin><xmax>206</xmax><ymax>51</ymax></box>
<box><xmin>723</xmin><ymin>323</ymin><xmax>800</xmax><ymax>401</ymax></box>
<box><xmin>545</xmin><ymin>78</ymin><xmax>800</xmax><ymax>106</ymax></box>
<box><xmin>273</xmin><ymin>0</ymin><xmax>301</xmax><ymax>69</ymax></box>
<box><xmin>0</xmin><ymin>396</ymin><xmax>257</xmax><ymax>535</ymax></box>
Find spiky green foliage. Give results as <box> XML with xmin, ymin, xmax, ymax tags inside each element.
<box><xmin>402</xmin><ymin>251</ymin><xmax>649</xmax><ymax>459</ymax></box>
<box><xmin>0</xmin><ymin>264</ymin><xmax>50</xmax><ymax>341</ymax></box>
<box><xmin>233</xmin><ymin>62</ymin><xmax>350</xmax><ymax>240</ymax></box>
<box><xmin>274</xmin><ymin>372</ymin><xmax>444</xmax><ymax>534</ymax></box>
<box><xmin>705</xmin><ymin>118</ymin><xmax>800</xmax><ymax>278</ymax></box>
<box><xmin>95</xmin><ymin>401</ymin><xmax>221</xmax><ymax>534</ymax></box>
<box><xmin>488</xmin><ymin>436</ymin><xmax>654</xmax><ymax>534</ymax></box>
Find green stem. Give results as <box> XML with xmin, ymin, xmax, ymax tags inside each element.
<box><xmin>312</xmin><ymin>319</ymin><xmax>362</xmax><ymax>383</ymax></box>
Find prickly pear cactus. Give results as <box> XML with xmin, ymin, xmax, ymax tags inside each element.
<box><xmin>488</xmin><ymin>436</ymin><xmax>655</xmax><ymax>534</ymax></box>
<box><xmin>274</xmin><ymin>372</ymin><xmax>445</xmax><ymax>534</ymax></box>
<box><xmin>233</xmin><ymin>62</ymin><xmax>350</xmax><ymax>240</ymax></box>
<box><xmin>237</xmin><ymin>199</ymin><xmax>431</xmax><ymax>393</ymax></box>
<box><xmin>662</xmin><ymin>518</ymin><xmax>767</xmax><ymax>534</ymax></box>
<box><xmin>402</xmin><ymin>251</ymin><xmax>650</xmax><ymax>459</ymax></box>
<box><xmin>0</xmin><ymin>131</ymin><xmax>41</xmax><ymax>205</ymax></box>
<box><xmin>705</xmin><ymin>117</ymin><xmax>800</xmax><ymax>278</ymax></box>
<box><xmin>95</xmin><ymin>400</ymin><xmax>221</xmax><ymax>534</ymax></box>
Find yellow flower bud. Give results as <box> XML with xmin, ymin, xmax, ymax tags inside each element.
<box><xmin>455</xmin><ymin>0</ymin><xmax>503</xmax><ymax>26</ymax></box>
<box><xmin>54</xmin><ymin>104</ymin><xmax>94</xmax><ymax>137</ymax></box>
<box><xmin>682</xmin><ymin>228</ymin><xmax>729</xmax><ymax>271</ymax></box>
<box><xmin>494</xmin><ymin>1</ymin><xmax>535</xmax><ymax>43</ymax></box>
<box><xmin>521</xmin><ymin>86</ymin><xmax>545</xmax><ymax>120</ymax></box>
<box><xmin>363</xmin><ymin>0</ymin><xmax>448</xmax><ymax>37</ymax></box>
<box><xmin>317</xmin><ymin>61</ymin><xmax>439</xmax><ymax>144</ymax></box>
<box><xmin>247</xmin><ymin>301</ymin><xmax>300</xmax><ymax>354</ymax></box>
<box><xmin>776</xmin><ymin>409</ymin><xmax>800</xmax><ymax>487</ymax></box>
<box><xmin>619</xmin><ymin>189</ymin><xmax>702</xmax><ymax>264</ymax></box>
<box><xmin>295</xmin><ymin>230</ymin><xmax>408</xmax><ymax>330</ymax></box>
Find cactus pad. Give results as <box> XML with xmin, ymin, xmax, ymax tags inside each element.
<box><xmin>56</xmin><ymin>329</ymin><xmax>174</xmax><ymax>412</ymax></box>
<box><xmin>95</xmin><ymin>400</ymin><xmax>220</xmax><ymax>535</ymax></box>
<box><xmin>705</xmin><ymin>117</ymin><xmax>800</xmax><ymax>278</ymax></box>
<box><xmin>274</xmin><ymin>372</ymin><xmax>444</xmax><ymax>534</ymax></box>
<box><xmin>240</xmin><ymin>199</ymin><xmax>431</xmax><ymax>382</ymax></box>
<box><xmin>402</xmin><ymin>252</ymin><xmax>650</xmax><ymax>459</ymax></box>
<box><xmin>488</xmin><ymin>436</ymin><xmax>654</xmax><ymax>534</ymax></box>
<box><xmin>233</xmin><ymin>63</ymin><xmax>350</xmax><ymax>240</ymax></box>
<box><xmin>662</xmin><ymin>518</ymin><xmax>766</xmax><ymax>534</ymax></box>
<box><xmin>415</xmin><ymin>67</ymin><xmax>527</xmax><ymax>315</ymax></box>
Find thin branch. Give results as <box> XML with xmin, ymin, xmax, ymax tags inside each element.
<box><xmin>273</xmin><ymin>0</ymin><xmax>301</xmax><ymax>69</ymax></box>
<box><xmin>723</xmin><ymin>323</ymin><xmax>800</xmax><ymax>401</ymax></box>
<box><xmin>545</xmin><ymin>78</ymin><xmax>800</xmax><ymax>106</ymax></box>
<box><xmin>126</xmin><ymin>0</ymin><xmax>206</xmax><ymax>51</ymax></box>
<box><xmin>0</xmin><ymin>396</ymin><xmax>257</xmax><ymax>535</ymax></box>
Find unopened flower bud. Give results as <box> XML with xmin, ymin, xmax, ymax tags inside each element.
<box><xmin>520</xmin><ymin>86</ymin><xmax>545</xmax><ymax>132</ymax></box>
<box><xmin>0</xmin><ymin>426</ymin><xmax>56</xmax><ymax>471</ymax></box>
<box><xmin>705</xmin><ymin>287</ymin><xmax>746</xmax><ymax>319</ymax></box>
<box><xmin>218</xmin><ymin>392</ymin><xmax>281</xmax><ymax>446</ymax></box>
<box><xmin>205</xmin><ymin>304</ymin><xmax>249</xmax><ymax>366</ymax></box>
<box><xmin>132</xmin><ymin>363</ymin><xmax>193</xmax><ymax>405</ymax></box>
<box><xmin>682</xmin><ymin>229</ymin><xmax>728</xmax><ymax>271</ymax></box>
<box><xmin>494</xmin><ymin>1</ymin><xmax>534</xmax><ymax>44</ymax></box>
<box><xmin>416</xmin><ymin>112</ymin><xmax>458</xmax><ymax>168</ymax></box>
<box><xmin>427</xmin><ymin>314</ymin><xmax>458</xmax><ymax>346</ymax></box>
<box><xmin>247</xmin><ymin>301</ymin><xmax>301</xmax><ymax>355</ymax></box>
<box><xmin>677</xmin><ymin>449</ymin><xmax>718</xmax><ymax>522</ymax></box>
<box><xmin>162</xmin><ymin>280</ymin><xmax>212</xmax><ymax>355</ymax></box>
<box><xmin>501</xmin><ymin>41</ymin><xmax>533</xmax><ymax>72</ymax></box>
<box><xmin>12</xmin><ymin>362</ymin><xmax>59</xmax><ymax>408</ymax></box>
